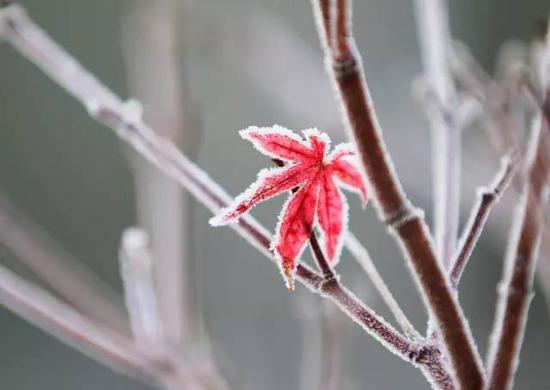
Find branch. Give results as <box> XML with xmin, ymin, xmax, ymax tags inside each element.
<box><xmin>414</xmin><ymin>0</ymin><xmax>461</xmax><ymax>269</ymax></box>
<box><xmin>121</xmin><ymin>0</ymin><xmax>196</xmax><ymax>346</ymax></box>
<box><xmin>345</xmin><ymin>233</ymin><xmax>419</xmax><ymax>339</ymax></box>
<box><xmin>0</xmin><ymin>3</ymin><xmax>450</xmax><ymax>377</ymax></box>
<box><xmin>487</xmin><ymin>90</ymin><xmax>550</xmax><ymax>390</ymax></box>
<box><xmin>449</xmin><ymin>155</ymin><xmax>515</xmax><ymax>288</ymax></box>
<box><xmin>119</xmin><ymin>228</ymin><xmax>164</xmax><ymax>350</ymax></box>
<box><xmin>311</xmin><ymin>0</ymin><xmax>484</xmax><ymax>387</ymax></box>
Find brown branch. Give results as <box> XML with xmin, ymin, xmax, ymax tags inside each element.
<box><xmin>312</xmin><ymin>0</ymin><xmax>484</xmax><ymax>387</ymax></box>
<box><xmin>0</xmin><ymin>4</ymin><xmax>454</xmax><ymax>381</ymax></box>
<box><xmin>449</xmin><ymin>155</ymin><xmax>515</xmax><ymax>288</ymax></box>
<box><xmin>487</xmin><ymin>90</ymin><xmax>550</xmax><ymax>389</ymax></box>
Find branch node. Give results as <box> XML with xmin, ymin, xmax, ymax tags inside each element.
<box><xmin>332</xmin><ymin>56</ymin><xmax>357</xmax><ymax>79</ymax></box>
<box><xmin>318</xmin><ymin>275</ymin><xmax>341</xmax><ymax>295</ymax></box>
<box><xmin>384</xmin><ymin>205</ymin><xmax>422</xmax><ymax>230</ymax></box>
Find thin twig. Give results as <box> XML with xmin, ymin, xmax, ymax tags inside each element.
<box><xmin>414</xmin><ymin>0</ymin><xmax>461</xmax><ymax>269</ymax></box>
<box><xmin>449</xmin><ymin>155</ymin><xmax>516</xmax><ymax>288</ymax></box>
<box><xmin>0</xmin><ymin>4</ymin><xmax>452</xmax><ymax>379</ymax></box>
<box><xmin>312</xmin><ymin>0</ymin><xmax>484</xmax><ymax>387</ymax></box>
<box><xmin>0</xmin><ymin>193</ymin><xmax>128</xmax><ymax>333</ymax></box>
<box><xmin>345</xmin><ymin>233</ymin><xmax>419</xmax><ymax>339</ymax></box>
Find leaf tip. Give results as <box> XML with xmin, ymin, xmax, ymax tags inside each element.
<box><xmin>283</xmin><ymin>264</ymin><xmax>296</xmax><ymax>291</ymax></box>
<box><xmin>239</xmin><ymin>126</ymin><xmax>259</xmax><ymax>141</ymax></box>
<box><xmin>209</xmin><ymin>213</ymin><xmax>232</xmax><ymax>226</ymax></box>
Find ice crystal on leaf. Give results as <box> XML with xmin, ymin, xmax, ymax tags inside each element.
<box><xmin>210</xmin><ymin>126</ymin><xmax>367</xmax><ymax>289</ymax></box>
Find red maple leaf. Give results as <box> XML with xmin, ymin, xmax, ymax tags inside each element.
<box><xmin>210</xmin><ymin>126</ymin><xmax>367</xmax><ymax>289</ymax></box>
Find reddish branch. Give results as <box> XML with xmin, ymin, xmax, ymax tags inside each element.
<box><xmin>487</xmin><ymin>90</ymin><xmax>550</xmax><ymax>389</ymax></box>
<box><xmin>449</xmin><ymin>156</ymin><xmax>515</xmax><ymax>288</ymax></box>
<box><xmin>312</xmin><ymin>0</ymin><xmax>484</xmax><ymax>387</ymax></box>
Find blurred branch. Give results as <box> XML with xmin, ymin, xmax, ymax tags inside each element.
<box><xmin>0</xmin><ymin>192</ymin><xmax>128</xmax><ymax>333</ymax></box>
<box><xmin>318</xmin><ymin>302</ymin><xmax>348</xmax><ymax>390</ymax></box>
<box><xmin>312</xmin><ymin>0</ymin><xmax>481</xmax><ymax>387</ymax></box>
<box><xmin>0</xmin><ymin>4</ymin><xmax>454</xmax><ymax>379</ymax></box>
<box><xmin>414</xmin><ymin>0</ymin><xmax>461</xmax><ymax>269</ymax></box>
<box><xmin>119</xmin><ymin>228</ymin><xmax>164</xmax><ymax>350</ymax></box>
<box><xmin>537</xmin><ymin>223</ymin><xmax>550</xmax><ymax>315</ymax></box>
<box><xmin>296</xmin><ymin>292</ymin><xmax>349</xmax><ymax>390</ymax></box>
<box><xmin>121</xmin><ymin>0</ymin><xmax>197</xmax><ymax>347</ymax></box>
<box><xmin>0</xmin><ymin>260</ymin><xmax>168</xmax><ymax>386</ymax></box>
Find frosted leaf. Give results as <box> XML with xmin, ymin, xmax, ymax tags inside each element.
<box><xmin>210</xmin><ymin>126</ymin><xmax>368</xmax><ymax>287</ymax></box>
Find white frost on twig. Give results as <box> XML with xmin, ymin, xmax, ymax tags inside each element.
<box><xmin>120</xmin><ymin>228</ymin><xmax>164</xmax><ymax>350</ymax></box>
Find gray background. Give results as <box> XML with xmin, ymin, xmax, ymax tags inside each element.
<box><xmin>1</xmin><ymin>0</ymin><xmax>549</xmax><ymax>389</ymax></box>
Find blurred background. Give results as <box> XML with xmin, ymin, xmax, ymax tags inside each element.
<box><xmin>1</xmin><ymin>0</ymin><xmax>550</xmax><ymax>389</ymax></box>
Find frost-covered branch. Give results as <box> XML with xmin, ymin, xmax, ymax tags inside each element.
<box><xmin>311</xmin><ymin>0</ymin><xmax>483</xmax><ymax>387</ymax></box>
<box><xmin>0</xmin><ymin>4</ymin><xmax>451</xmax><ymax>376</ymax></box>
<box><xmin>449</xmin><ymin>155</ymin><xmax>515</xmax><ymax>288</ymax></box>
<box><xmin>487</xmin><ymin>88</ymin><xmax>550</xmax><ymax>390</ymax></box>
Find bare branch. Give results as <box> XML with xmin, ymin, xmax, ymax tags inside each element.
<box><xmin>449</xmin><ymin>155</ymin><xmax>516</xmax><ymax>288</ymax></box>
<box><xmin>345</xmin><ymin>233</ymin><xmax>419</xmax><ymax>339</ymax></box>
<box><xmin>311</xmin><ymin>0</ymin><xmax>484</xmax><ymax>387</ymax></box>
